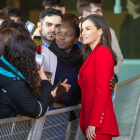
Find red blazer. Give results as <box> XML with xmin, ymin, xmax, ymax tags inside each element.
<box><xmin>78</xmin><ymin>42</ymin><xmax>119</xmax><ymax>136</ymax></box>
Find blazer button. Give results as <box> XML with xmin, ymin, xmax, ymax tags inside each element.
<box><xmin>78</xmin><ymin>75</ymin><xmax>79</xmax><ymax>80</ymax></box>
<box><xmin>101</xmin><ymin>117</ymin><xmax>103</xmax><ymax>119</ymax></box>
<box><xmin>102</xmin><ymin>113</ymin><xmax>104</xmax><ymax>115</ymax></box>
<box><xmin>100</xmin><ymin>120</ymin><xmax>102</xmax><ymax>123</ymax></box>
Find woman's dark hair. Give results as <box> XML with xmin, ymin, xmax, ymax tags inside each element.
<box><xmin>0</xmin><ymin>28</ymin><xmax>21</xmax><ymax>56</ymax></box>
<box><xmin>79</xmin><ymin>17</ymin><xmax>84</xmax><ymax>23</ymax></box>
<box><xmin>63</xmin><ymin>13</ymin><xmax>79</xmax><ymax>25</ymax></box>
<box><xmin>81</xmin><ymin>14</ymin><xmax>117</xmax><ymax>66</ymax></box>
<box><xmin>130</xmin><ymin>0</ymin><xmax>140</xmax><ymax>13</ymax></box>
<box><xmin>0</xmin><ymin>20</ymin><xmax>30</xmax><ymax>36</ymax></box>
<box><xmin>62</xmin><ymin>22</ymin><xmax>80</xmax><ymax>38</ymax></box>
<box><xmin>3</xmin><ymin>34</ymin><xmax>41</xmax><ymax>98</ymax></box>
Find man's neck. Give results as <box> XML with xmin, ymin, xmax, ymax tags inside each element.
<box><xmin>41</xmin><ymin>36</ymin><xmax>51</xmax><ymax>45</ymax></box>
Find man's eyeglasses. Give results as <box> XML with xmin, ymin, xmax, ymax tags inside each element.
<box><xmin>86</xmin><ymin>9</ymin><xmax>103</xmax><ymax>14</ymax></box>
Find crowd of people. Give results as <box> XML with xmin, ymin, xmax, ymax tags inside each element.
<box><xmin>0</xmin><ymin>0</ymin><xmax>127</xmax><ymax>140</ymax></box>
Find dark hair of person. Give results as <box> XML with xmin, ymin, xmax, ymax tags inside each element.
<box><xmin>62</xmin><ymin>22</ymin><xmax>80</xmax><ymax>38</ymax></box>
<box><xmin>39</xmin><ymin>8</ymin><xmax>63</xmax><ymax>23</ymax></box>
<box><xmin>81</xmin><ymin>15</ymin><xmax>117</xmax><ymax>66</ymax></box>
<box><xmin>63</xmin><ymin>13</ymin><xmax>79</xmax><ymax>25</ymax></box>
<box><xmin>3</xmin><ymin>34</ymin><xmax>41</xmax><ymax>98</ymax></box>
<box><xmin>130</xmin><ymin>0</ymin><xmax>140</xmax><ymax>13</ymax></box>
<box><xmin>2</xmin><ymin>6</ymin><xmax>13</xmax><ymax>12</ymax></box>
<box><xmin>0</xmin><ymin>20</ymin><xmax>29</xmax><ymax>36</ymax></box>
<box><xmin>0</xmin><ymin>10</ymin><xmax>10</xmax><ymax>20</ymax></box>
<box><xmin>8</xmin><ymin>7</ymin><xmax>21</xmax><ymax>17</ymax></box>
<box><xmin>79</xmin><ymin>17</ymin><xmax>84</xmax><ymax>23</ymax></box>
<box><xmin>77</xmin><ymin>0</ymin><xmax>102</xmax><ymax>15</ymax></box>
<box><xmin>42</xmin><ymin>0</ymin><xmax>64</xmax><ymax>8</ymax></box>
<box><xmin>0</xmin><ymin>28</ymin><xmax>21</xmax><ymax>56</ymax></box>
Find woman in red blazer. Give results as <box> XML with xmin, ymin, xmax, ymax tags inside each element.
<box><xmin>78</xmin><ymin>15</ymin><xmax>119</xmax><ymax>140</ymax></box>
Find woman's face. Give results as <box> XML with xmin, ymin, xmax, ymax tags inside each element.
<box><xmin>126</xmin><ymin>0</ymin><xmax>138</xmax><ymax>15</ymax></box>
<box><xmin>81</xmin><ymin>19</ymin><xmax>101</xmax><ymax>45</ymax></box>
<box><xmin>56</xmin><ymin>23</ymin><xmax>78</xmax><ymax>53</ymax></box>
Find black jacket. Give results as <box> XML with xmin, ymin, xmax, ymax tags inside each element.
<box><xmin>0</xmin><ymin>59</ymin><xmax>54</xmax><ymax>119</ymax></box>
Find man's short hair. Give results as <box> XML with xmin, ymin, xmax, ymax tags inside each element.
<box><xmin>42</xmin><ymin>0</ymin><xmax>64</xmax><ymax>8</ymax></box>
<box><xmin>39</xmin><ymin>8</ymin><xmax>63</xmax><ymax>23</ymax></box>
<box><xmin>8</xmin><ymin>7</ymin><xmax>21</xmax><ymax>17</ymax></box>
<box><xmin>0</xmin><ymin>10</ymin><xmax>10</xmax><ymax>20</ymax></box>
<box><xmin>77</xmin><ymin>0</ymin><xmax>102</xmax><ymax>15</ymax></box>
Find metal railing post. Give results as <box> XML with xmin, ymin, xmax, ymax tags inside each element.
<box><xmin>129</xmin><ymin>95</ymin><xmax>140</xmax><ymax>140</ymax></box>
<box><xmin>27</xmin><ymin>119</ymin><xmax>35</xmax><ymax>140</ymax></box>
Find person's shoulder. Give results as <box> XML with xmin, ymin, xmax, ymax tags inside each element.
<box><xmin>42</xmin><ymin>47</ymin><xmax>51</xmax><ymax>55</ymax></box>
<box><xmin>95</xmin><ymin>46</ymin><xmax>112</xmax><ymax>56</ymax></box>
<box><xmin>33</xmin><ymin>28</ymin><xmax>40</xmax><ymax>36</ymax></box>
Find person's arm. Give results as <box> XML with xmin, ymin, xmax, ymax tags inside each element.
<box><xmin>110</xmin><ymin>28</ymin><xmax>123</xmax><ymax>74</ymax></box>
<box><xmin>12</xmin><ymin>80</ymin><xmax>52</xmax><ymax>118</ymax></box>
<box><xmin>89</xmin><ymin>46</ymin><xmax>114</xmax><ymax>128</ymax></box>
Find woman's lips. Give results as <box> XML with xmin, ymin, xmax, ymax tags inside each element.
<box><xmin>58</xmin><ymin>41</ymin><xmax>66</xmax><ymax>45</ymax></box>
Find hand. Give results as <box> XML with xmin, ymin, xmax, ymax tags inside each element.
<box><xmin>86</xmin><ymin>126</ymin><xmax>96</xmax><ymax>140</ymax></box>
<box><xmin>110</xmin><ymin>77</ymin><xmax>115</xmax><ymax>91</ymax></box>
<box><xmin>38</xmin><ymin>65</ymin><xmax>48</xmax><ymax>81</ymax></box>
<box><xmin>60</xmin><ymin>79</ymin><xmax>71</xmax><ymax>92</ymax></box>
<box><xmin>115</xmin><ymin>83</ymin><xmax>117</xmax><ymax>91</ymax></box>
<box><xmin>51</xmin><ymin>86</ymin><xmax>58</xmax><ymax>97</ymax></box>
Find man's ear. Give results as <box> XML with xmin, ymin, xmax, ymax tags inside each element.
<box><xmin>83</xmin><ymin>11</ymin><xmax>89</xmax><ymax>17</ymax></box>
<box><xmin>61</xmin><ymin>7</ymin><xmax>65</xmax><ymax>14</ymax></box>
<box><xmin>37</xmin><ymin>22</ymin><xmax>42</xmax><ymax>31</ymax></box>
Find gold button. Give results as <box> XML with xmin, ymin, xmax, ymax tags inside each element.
<box><xmin>100</xmin><ymin>120</ymin><xmax>102</xmax><ymax>123</ymax></box>
<box><xmin>101</xmin><ymin>117</ymin><xmax>103</xmax><ymax>119</ymax></box>
<box><xmin>102</xmin><ymin>113</ymin><xmax>104</xmax><ymax>115</ymax></box>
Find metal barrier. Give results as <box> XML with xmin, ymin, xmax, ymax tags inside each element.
<box><xmin>1</xmin><ymin>75</ymin><xmax>140</xmax><ymax>140</ymax></box>
<box><xmin>31</xmin><ymin>105</ymin><xmax>82</xmax><ymax>140</ymax></box>
<box><xmin>113</xmin><ymin>75</ymin><xmax>140</xmax><ymax>140</ymax></box>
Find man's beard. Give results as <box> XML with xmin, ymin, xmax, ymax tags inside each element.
<box><xmin>41</xmin><ymin>31</ymin><xmax>56</xmax><ymax>44</ymax></box>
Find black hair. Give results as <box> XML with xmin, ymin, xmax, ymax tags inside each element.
<box><xmin>2</xmin><ymin>6</ymin><xmax>13</xmax><ymax>12</ymax></box>
<box><xmin>77</xmin><ymin>0</ymin><xmax>102</xmax><ymax>15</ymax></box>
<box><xmin>79</xmin><ymin>17</ymin><xmax>84</xmax><ymax>23</ymax></box>
<box><xmin>63</xmin><ymin>22</ymin><xmax>80</xmax><ymax>38</ymax></box>
<box><xmin>42</xmin><ymin>0</ymin><xmax>64</xmax><ymax>8</ymax></box>
<box><xmin>63</xmin><ymin>13</ymin><xmax>79</xmax><ymax>25</ymax></box>
<box><xmin>0</xmin><ymin>20</ymin><xmax>29</xmax><ymax>36</ymax></box>
<box><xmin>39</xmin><ymin>8</ymin><xmax>63</xmax><ymax>22</ymax></box>
<box><xmin>0</xmin><ymin>10</ymin><xmax>10</xmax><ymax>20</ymax></box>
<box><xmin>8</xmin><ymin>7</ymin><xmax>21</xmax><ymax>17</ymax></box>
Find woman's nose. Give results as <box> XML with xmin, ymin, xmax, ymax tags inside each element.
<box><xmin>60</xmin><ymin>34</ymin><xmax>65</xmax><ymax>39</ymax></box>
<box><xmin>82</xmin><ymin>30</ymin><xmax>85</xmax><ymax>36</ymax></box>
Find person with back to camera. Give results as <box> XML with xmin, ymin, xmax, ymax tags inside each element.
<box><xmin>119</xmin><ymin>0</ymin><xmax>140</xmax><ymax>58</ymax></box>
<box><xmin>78</xmin><ymin>15</ymin><xmax>119</xmax><ymax>140</ymax></box>
<box><xmin>0</xmin><ymin>34</ymin><xmax>71</xmax><ymax>119</ymax></box>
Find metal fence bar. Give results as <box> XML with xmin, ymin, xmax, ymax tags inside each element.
<box><xmin>129</xmin><ymin>95</ymin><xmax>140</xmax><ymax>140</ymax></box>
<box><xmin>27</xmin><ymin>120</ymin><xmax>35</xmax><ymax>140</ymax></box>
